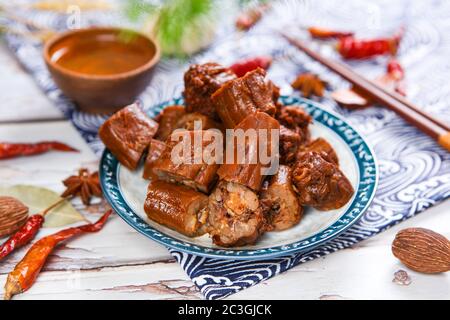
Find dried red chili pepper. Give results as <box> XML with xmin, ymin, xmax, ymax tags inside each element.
<box><xmin>386</xmin><ymin>58</ymin><xmax>404</xmax><ymax>81</ymax></box>
<box><xmin>308</xmin><ymin>26</ymin><xmax>354</xmax><ymax>39</ymax></box>
<box><xmin>0</xmin><ymin>215</ymin><xmax>44</xmax><ymax>261</ymax></box>
<box><xmin>336</xmin><ymin>30</ymin><xmax>403</xmax><ymax>60</ymax></box>
<box><xmin>3</xmin><ymin>210</ymin><xmax>111</xmax><ymax>300</ymax></box>
<box><xmin>229</xmin><ymin>56</ymin><xmax>272</xmax><ymax>77</ymax></box>
<box><xmin>0</xmin><ymin>141</ymin><xmax>78</xmax><ymax>160</ymax></box>
<box><xmin>377</xmin><ymin>58</ymin><xmax>406</xmax><ymax>95</ymax></box>
<box><xmin>0</xmin><ymin>197</ymin><xmax>67</xmax><ymax>262</ymax></box>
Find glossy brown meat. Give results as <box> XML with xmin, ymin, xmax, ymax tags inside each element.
<box><xmin>154</xmin><ymin>105</ymin><xmax>186</xmax><ymax>141</ymax></box>
<box><xmin>152</xmin><ymin>130</ymin><xmax>221</xmax><ymax>193</ymax></box>
<box><xmin>176</xmin><ymin>112</ymin><xmax>224</xmax><ymax>132</ymax></box>
<box><xmin>297</xmin><ymin>137</ymin><xmax>339</xmax><ymax>165</ymax></box>
<box><xmin>143</xmin><ymin>139</ymin><xmax>167</xmax><ymax>180</ymax></box>
<box><xmin>207</xmin><ymin>181</ymin><xmax>264</xmax><ymax>247</ymax></box>
<box><xmin>279</xmin><ymin>125</ymin><xmax>301</xmax><ymax>164</ymax></box>
<box><xmin>99</xmin><ymin>103</ymin><xmax>158</xmax><ymax>170</ymax></box>
<box><xmin>269</xmin><ymin>80</ymin><xmax>281</xmax><ymax>104</ymax></box>
<box><xmin>212</xmin><ymin>68</ymin><xmax>277</xmax><ymax>128</ymax></box>
<box><xmin>260</xmin><ymin>165</ymin><xmax>303</xmax><ymax>231</ymax></box>
<box><xmin>144</xmin><ymin>180</ymin><xmax>208</xmax><ymax>237</ymax></box>
<box><xmin>292</xmin><ymin>152</ymin><xmax>354</xmax><ymax>211</ymax></box>
<box><xmin>217</xmin><ymin>112</ymin><xmax>280</xmax><ymax>191</ymax></box>
<box><xmin>184</xmin><ymin>63</ymin><xmax>236</xmax><ymax>120</ymax></box>
<box><xmin>276</xmin><ymin>105</ymin><xmax>312</xmax><ymax>145</ymax></box>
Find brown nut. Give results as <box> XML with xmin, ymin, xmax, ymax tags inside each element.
<box><xmin>392</xmin><ymin>227</ymin><xmax>450</xmax><ymax>274</ymax></box>
<box><xmin>0</xmin><ymin>196</ymin><xmax>29</xmax><ymax>237</ymax></box>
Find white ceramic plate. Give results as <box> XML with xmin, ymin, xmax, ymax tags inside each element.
<box><xmin>100</xmin><ymin>96</ymin><xmax>378</xmax><ymax>260</ymax></box>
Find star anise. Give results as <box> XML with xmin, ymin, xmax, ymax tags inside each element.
<box><xmin>291</xmin><ymin>73</ymin><xmax>327</xmax><ymax>98</ymax></box>
<box><xmin>61</xmin><ymin>168</ymin><xmax>102</xmax><ymax>205</ymax></box>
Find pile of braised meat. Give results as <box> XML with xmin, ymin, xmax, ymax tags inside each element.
<box><xmin>99</xmin><ymin>63</ymin><xmax>354</xmax><ymax>247</ymax></box>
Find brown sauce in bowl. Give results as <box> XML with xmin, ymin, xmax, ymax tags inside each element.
<box><xmin>51</xmin><ymin>33</ymin><xmax>155</xmax><ymax>76</ymax></box>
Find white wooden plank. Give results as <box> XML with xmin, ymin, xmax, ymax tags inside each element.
<box><xmin>0</xmin><ymin>262</ymin><xmax>202</xmax><ymax>300</ymax></box>
<box><xmin>0</xmin><ymin>213</ymin><xmax>175</xmax><ymax>274</ymax></box>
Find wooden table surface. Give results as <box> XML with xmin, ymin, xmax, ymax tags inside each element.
<box><xmin>0</xmin><ymin>42</ymin><xmax>448</xmax><ymax>300</ymax></box>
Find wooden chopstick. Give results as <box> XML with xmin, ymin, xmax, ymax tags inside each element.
<box><xmin>377</xmin><ymin>82</ymin><xmax>450</xmax><ymax>132</ymax></box>
<box><xmin>282</xmin><ymin>33</ymin><xmax>450</xmax><ymax>152</ymax></box>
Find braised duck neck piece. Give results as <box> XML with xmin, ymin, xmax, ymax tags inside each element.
<box><xmin>297</xmin><ymin>137</ymin><xmax>339</xmax><ymax>165</ymax></box>
<box><xmin>207</xmin><ymin>181</ymin><xmax>264</xmax><ymax>247</ymax></box>
<box><xmin>212</xmin><ymin>68</ymin><xmax>277</xmax><ymax>128</ymax></box>
<box><xmin>144</xmin><ymin>180</ymin><xmax>208</xmax><ymax>237</ymax></box>
<box><xmin>217</xmin><ymin>112</ymin><xmax>280</xmax><ymax>192</ymax></box>
<box><xmin>154</xmin><ymin>105</ymin><xmax>186</xmax><ymax>141</ymax></box>
<box><xmin>143</xmin><ymin>139</ymin><xmax>167</xmax><ymax>180</ymax></box>
<box><xmin>260</xmin><ymin>165</ymin><xmax>303</xmax><ymax>231</ymax></box>
<box><xmin>292</xmin><ymin>151</ymin><xmax>354</xmax><ymax>211</ymax></box>
<box><xmin>276</xmin><ymin>105</ymin><xmax>312</xmax><ymax>145</ymax></box>
<box><xmin>99</xmin><ymin>103</ymin><xmax>158</xmax><ymax>170</ymax></box>
<box><xmin>279</xmin><ymin>125</ymin><xmax>302</xmax><ymax>164</ymax></box>
<box><xmin>152</xmin><ymin>130</ymin><xmax>221</xmax><ymax>193</ymax></box>
<box><xmin>184</xmin><ymin>63</ymin><xmax>236</xmax><ymax>121</ymax></box>
<box><xmin>175</xmin><ymin>112</ymin><xmax>224</xmax><ymax>132</ymax></box>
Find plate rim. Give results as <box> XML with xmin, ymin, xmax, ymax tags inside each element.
<box><xmin>100</xmin><ymin>96</ymin><xmax>379</xmax><ymax>260</ymax></box>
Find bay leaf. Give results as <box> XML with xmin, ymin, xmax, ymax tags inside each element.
<box><xmin>0</xmin><ymin>185</ymin><xmax>84</xmax><ymax>228</ymax></box>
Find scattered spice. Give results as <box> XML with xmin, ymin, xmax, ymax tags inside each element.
<box><xmin>393</xmin><ymin>269</ymin><xmax>412</xmax><ymax>286</ymax></box>
<box><xmin>291</xmin><ymin>73</ymin><xmax>327</xmax><ymax>98</ymax></box>
<box><xmin>392</xmin><ymin>227</ymin><xmax>450</xmax><ymax>274</ymax></box>
<box><xmin>336</xmin><ymin>29</ymin><xmax>403</xmax><ymax>60</ymax></box>
<box><xmin>229</xmin><ymin>56</ymin><xmax>272</xmax><ymax>77</ymax></box>
<box><xmin>0</xmin><ymin>141</ymin><xmax>78</xmax><ymax>160</ymax></box>
<box><xmin>61</xmin><ymin>168</ymin><xmax>102</xmax><ymax>206</ymax></box>
<box><xmin>235</xmin><ymin>3</ymin><xmax>270</xmax><ymax>30</ymax></box>
<box><xmin>0</xmin><ymin>196</ymin><xmax>29</xmax><ymax>238</ymax></box>
<box><xmin>331</xmin><ymin>87</ymin><xmax>370</xmax><ymax>109</ymax></box>
<box><xmin>0</xmin><ymin>197</ymin><xmax>66</xmax><ymax>261</ymax></box>
<box><xmin>3</xmin><ymin>210</ymin><xmax>111</xmax><ymax>300</ymax></box>
<box><xmin>308</xmin><ymin>26</ymin><xmax>353</xmax><ymax>40</ymax></box>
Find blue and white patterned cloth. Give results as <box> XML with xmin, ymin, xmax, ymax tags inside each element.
<box><xmin>3</xmin><ymin>0</ymin><xmax>449</xmax><ymax>299</ymax></box>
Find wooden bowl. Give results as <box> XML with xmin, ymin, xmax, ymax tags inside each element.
<box><xmin>44</xmin><ymin>27</ymin><xmax>160</xmax><ymax>114</ymax></box>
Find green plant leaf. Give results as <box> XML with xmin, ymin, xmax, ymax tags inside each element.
<box><xmin>123</xmin><ymin>0</ymin><xmax>215</xmax><ymax>57</ymax></box>
<box><xmin>155</xmin><ymin>0</ymin><xmax>214</xmax><ymax>56</ymax></box>
<box><xmin>0</xmin><ymin>185</ymin><xmax>84</xmax><ymax>228</ymax></box>
<box><xmin>124</xmin><ymin>0</ymin><xmax>156</xmax><ymax>21</ymax></box>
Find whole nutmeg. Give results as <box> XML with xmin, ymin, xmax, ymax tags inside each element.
<box><xmin>0</xmin><ymin>196</ymin><xmax>29</xmax><ymax>237</ymax></box>
<box><xmin>392</xmin><ymin>227</ymin><xmax>450</xmax><ymax>274</ymax></box>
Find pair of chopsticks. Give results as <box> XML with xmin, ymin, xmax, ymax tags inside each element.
<box><xmin>282</xmin><ymin>33</ymin><xmax>450</xmax><ymax>152</ymax></box>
